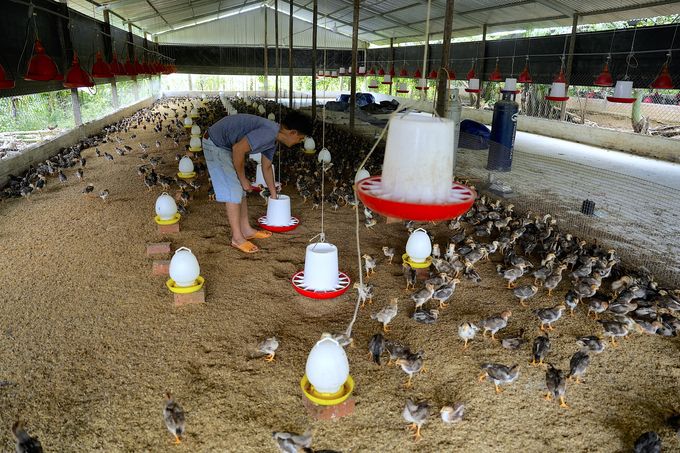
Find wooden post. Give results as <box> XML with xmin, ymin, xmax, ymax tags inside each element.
<box><xmin>389</xmin><ymin>38</ymin><xmax>394</xmax><ymax>96</ymax></box>
<box><xmin>436</xmin><ymin>0</ymin><xmax>455</xmax><ymax>118</ymax></box>
<box><xmin>128</xmin><ymin>23</ymin><xmax>139</xmax><ymax>102</ymax></box>
<box><xmin>311</xmin><ymin>0</ymin><xmax>317</xmax><ymax>119</ymax></box>
<box><xmin>476</xmin><ymin>23</ymin><xmax>486</xmax><ymax>109</ymax></box>
<box><xmin>71</xmin><ymin>89</ymin><xmax>82</xmax><ymax>126</ymax></box>
<box><xmin>188</xmin><ymin>74</ymin><xmax>192</xmax><ymax>90</ymax></box>
<box><xmin>103</xmin><ymin>10</ymin><xmax>118</xmax><ymax>110</ymax></box>
<box><xmin>562</xmin><ymin>13</ymin><xmax>579</xmax><ymax>120</ymax></box>
<box><xmin>111</xmin><ymin>82</ymin><xmax>119</xmax><ymax>110</ymax></box>
<box><xmin>264</xmin><ymin>7</ymin><xmax>268</xmax><ymax>93</ymax></box>
<box><xmin>275</xmin><ymin>0</ymin><xmax>279</xmax><ymax>103</ymax></box>
<box><xmin>289</xmin><ymin>0</ymin><xmax>293</xmax><ymax>109</ymax></box>
<box><xmin>349</xmin><ymin>0</ymin><xmax>360</xmax><ymax>133</ymax></box>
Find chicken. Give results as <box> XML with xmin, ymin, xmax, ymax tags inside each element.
<box><xmin>587</xmin><ymin>298</ymin><xmax>609</xmax><ymax>320</ymax></box>
<box><xmin>568</xmin><ymin>347</ymin><xmax>591</xmax><ymax>384</ymax></box>
<box><xmin>386</xmin><ymin>340</ymin><xmax>411</xmax><ymax>367</ymax></box>
<box><xmin>432</xmin><ymin>244</ymin><xmax>440</xmax><ymax>259</ymax></box>
<box><xmin>410</xmin><ymin>308</ymin><xmax>439</xmax><ymax>324</ymax></box>
<box><xmin>330</xmin><ymin>330</ymin><xmax>354</xmax><ymax>348</ymax></box>
<box><xmin>564</xmin><ymin>289</ymin><xmax>579</xmax><ymax>317</ymax></box>
<box><xmin>572</xmin><ymin>282</ymin><xmax>599</xmax><ymax>302</ymax></box>
<box><xmin>251</xmin><ymin>336</ymin><xmax>280</xmax><ymax>363</ymax></box>
<box><xmin>531</xmin><ymin>334</ymin><xmax>551</xmax><ymax>366</ymax></box>
<box><xmin>371</xmin><ymin>298</ymin><xmax>398</xmax><ymax>332</ymax></box>
<box><xmin>458</xmin><ymin>322</ymin><xmax>479</xmax><ymax>349</ymax></box>
<box><xmin>433</xmin><ymin>278</ymin><xmax>460</xmax><ymax>309</ymax></box>
<box><xmin>58</xmin><ymin>170</ymin><xmax>67</xmax><ymax>185</ymax></box>
<box><xmin>99</xmin><ymin>188</ymin><xmax>109</xmax><ymax>203</ymax></box>
<box><xmin>636</xmin><ymin>320</ymin><xmax>664</xmax><ymax>335</ymax></box>
<box><xmin>353</xmin><ymin>282</ymin><xmax>375</xmax><ymax>308</ymax></box>
<box><xmin>633</xmin><ymin>431</ymin><xmax>662</xmax><ymax>453</ymax></box>
<box><xmin>478</xmin><ymin>363</ymin><xmax>520</xmax><ymax>394</ymax></box>
<box><xmin>75</xmin><ymin>168</ymin><xmax>84</xmax><ymax>182</ymax></box>
<box><xmin>440</xmin><ymin>401</ymin><xmax>466</xmax><ymax>424</ymax></box>
<box><xmin>402</xmin><ymin>263</ymin><xmax>418</xmax><ymax>291</ymax></box>
<box><xmin>532</xmin><ymin>262</ymin><xmax>554</xmax><ymax>286</ymax></box>
<box><xmin>410</xmin><ymin>283</ymin><xmax>435</xmax><ymax>310</ymax></box>
<box><xmin>396</xmin><ymin>350</ymin><xmax>425</xmax><ymax>388</ymax></box>
<box><xmin>479</xmin><ymin>311</ymin><xmax>512</xmax><ymax>341</ymax></box>
<box><xmin>362</xmin><ymin>254</ymin><xmax>377</xmax><ymax>278</ymax></box>
<box><xmin>543</xmin><ymin>264</ymin><xmax>568</xmax><ymax>296</ymax></box>
<box><xmin>544</xmin><ymin>364</ymin><xmax>569</xmax><ymax>408</ymax></box>
<box><xmin>403</xmin><ymin>398</ymin><xmax>430</xmax><ymax>441</ymax></box>
<box><xmin>501</xmin><ymin>329</ymin><xmax>525</xmax><ymax>351</ymax></box>
<box><xmin>598</xmin><ymin>319</ymin><xmax>641</xmax><ymax>346</ymax></box>
<box><xmin>382</xmin><ymin>246</ymin><xmax>395</xmax><ymax>264</ymax></box>
<box><xmin>273</xmin><ymin>428</ymin><xmax>315</xmax><ymax>453</ymax></box>
<box><xmin>464</xmin><ymin>262</ymin><xmax>482</xmax><ymax>284</ymax></box>
<box><xmin>532</xmin><ymin>305</ymin><xmax>566</xmax><ymax>332</ymax></box>
<box><xmin>498</xmin><ymin>263</ymin><xmax>526</xmax><ymax>289</ymax></box>
<box><xmin>433</xmin><ymin>258</ymin><xmax>459</xmax><ymax>277</ymax></box>
<box><xmin>163</xmin><ymin>392</ymin><xmax>186</xmax><ymax>444</ymax></box>
<box><xmin>576</xmin><ymin>336</ymin><xmax>606</xmax><ymax>354</ymax></box>
<box><xmin>367</xmin><ymin>332</ymin><xmax>386</xmax><ymax>367</ymax></box>
<box><xmin>511</xmin><ymin>285</ymin><xmax>538</xmax><ymax>307</ymax></box>
<box><xmin>608</xmin><ymin>301</ymin><xmax>638</xmax><ymax>316</ymax></box>
<box><xmin>11</xmin><ymin>421</ymin><xmax>43</xmax><ymax>453</ymax></box>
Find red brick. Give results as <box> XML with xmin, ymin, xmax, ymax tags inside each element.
<box><xmin>158</xmin><ymin>223</ymin><xmax>180</xmax><ymax>234</ymax></box>
<box><xmin>385</xmin><ymin>216</ymin><xmax>403</xmax><ymax>224</ymax></box>
<box><xmin>416</xmin><ymin>266</ymin><xmax>431</xmax><ymax>280</ymax></box>
<box><xmin>301</xmin><ymin>393</ymin><xmax>355</xmax><ymax>420</ymax></box>
<box><xmin>153</xmin><ymin>260</ymin><xmax>171</xmax><ymax>275</ymax></box>
<box><xmin>147</xmin><ymin>242</ymin><xmax>171</xmax><ymax>254</ymax></box>
<box><xmin>185</xmin><ymin>151</ymin><xmax>195</xmax><ymax>158</ymax></box>
<box><xmin>173</xmin><ymin>288</ymin><xmax>205</xmax><ymax>306</ymax></box>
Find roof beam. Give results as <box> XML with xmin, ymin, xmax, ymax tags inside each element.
<box><xmin>125</xmin><ymin>0</ymin><xmax>220</xmax><ymax>23</ymax></box>
<box><xmin>332</xmin><ymin>0</ymin><xmax>425</xmax><ymax>37</ymax></box>
<box><xmin>534</xmin><ymin>0</ymin><xmax>577</xmax><ymax>18</ymax></box>
<box><xmin>96</xmin><ymin>0</ymin><xmax>147</xmax><ymax>12</ymax></box>
<box><xmin>282</xmin><ymin>1</ymin><xmax>387</xmax><ymax>41</ymax></box>
<box><xmin>145</xmin><ymin>0</ymin><xmax>264</xmax><ymax>34</ymax></box>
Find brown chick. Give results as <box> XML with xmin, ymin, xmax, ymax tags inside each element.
<box><xmin>572</xmin><ymin>282</ymin><xmax>599</xmax><ymax>302</ymax></box>
<box><xmin>163</xmin><ymin>392</ymin><xmax>186</xmax><ymax>444</ymax></box>
<box><xmin>403</xmin><ymin>397</ymin><xmax>430</xmax><ymax>441</ymax></box>
<box><xmin>440</xmin><ymin>401</ymin><xmax>466</xmax><ymax>424</ymax></box>
<box><xmin>478</xmin><ymin>363</ymin><xmax>520</xmax><ymax>394</ymax></box>
<box><xmin>11</xmin><ymin>421</ymin><xmax>43</xmax><ymax>453</ymax></box>
<box><xmin>386</xmin><ymin>340</ymin><xmax>411</xmax><ymax>367</ymax></box>
<box><xmin>479</xmin><ymin>311</ymin><xmax>512</xmax><ymax>341</ymax></box>
<box><xmin>543</xmin><ymin>264</ymin><xmax>568</xmax><ymax>296</ymax></box>
<box><xmin>511</xmin><ymin>285</ymin><xmax>538</xmax><ymax>307</ymax></box>
<box><xmin>544</xmin><ymin>364</ymin><xmax>569</xmax><ymax>408</ymax></box>
<box><xmin>410</xmin><ymin>283</ymin><xmax>435</xmax><ymax>310</ymax></box>
<box><xmin>396</xmin><ymin>350</ymin><xmax>425</xmax><ymax>388</ymax></box>
<box><xmin>272</xmin><ymin>428</ymin><xmax>315</xmax><ymax>453</ymax></box>
<box><xmin>382</xmin><ymin>246</ymin><xmax>395</xmax><ymax>264</ymax></box>
<box><xmin>531</xmin><ymin>334</ymin><xmax>551</xmax><ymax>366</ymax></box>
<box><xmin>532</xmin><ymin>305</ymin><xmax>566</xmax><ymax>332</ymax></box>
<box><xmin>568</xmin><ymin>347</ymin><xmax>591</xmax><ymax>384</ymax></box>
<box><xmin>498</xmin><ymin>263</ymin><xmax>526</xmax><ymax>289</ymax></box>
<box><xmin>402</xmin><ymin>262</ymin><xmax>418</xmax><ymax>290</ymax></box>
<box><xmin>371</xmin><ymin>298</ymin><xmax>398</xmax><ymax>332</ymax></box>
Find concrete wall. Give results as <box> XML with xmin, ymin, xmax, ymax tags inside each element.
<box><xmin>0</xmin><ymin>94</ymin><xmax>162</xmax><ymax>188</ymax></box>
<box><xmin>565</xmin><ymin>98</ymin><xmax>680</xmax><ymax>123</ymax></box>
<box><xmin>462</xmin><ymin>107</ymin><xmax>680</xmax><ymax>163</ymax></box>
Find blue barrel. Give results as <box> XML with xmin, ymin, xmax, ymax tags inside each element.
<box><xmin>487</xmin><ymin>92</ymin><xmax>519</xmax><ymax>172</ymax></box>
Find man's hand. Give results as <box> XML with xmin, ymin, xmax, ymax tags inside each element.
<box><xmin>240</xmin><ymin>176</ymin><xmax>253</xmax><ymax>193</ymax></box>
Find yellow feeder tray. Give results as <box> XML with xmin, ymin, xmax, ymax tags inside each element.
<box><xmin>177</xmin><ymin>172</ymin><xmax>197</xmax><ymax>179</ymax></box>
<box><xmin>154</xmin><ymin>213</ymin><xmax>181</xmax><ymax>225</ymax></box>
<box><xmin>166</xmin><ymin>276</ymin><xmax>205</xmax><ymax>294</ymax></box>
<box><xmin>189</xmin><ymin>147</ymin><xmax>202</xmax><ymax>152</ymax></box>
<box><xmin>402</xmin><ymin>253</ymin><xmax>432</xmax><ymax>269</ymax></box>
<box><xmin>301</xmin><ymin>374</ymin><xmax>354</xmax><ymax>406</ymax></box>
<box><xmin>190</xmin><ymin>114</ymin><xmax>198</xmax><ymax>118</ymax></box>
<box><xmin>303</xmin><ymin>150</ymin><xmax>316</xmax><ymax>155</ymax></box>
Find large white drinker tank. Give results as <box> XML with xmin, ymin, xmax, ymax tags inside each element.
<box><xmin>406</xmin><ymin>228</ymin><xmax>432</xmax><ymax>263</ymax></box>
<box><xmin>265</xmin><ymin>195</ymin><xmax>292</xmax><ymax>226</ymax></box>
<box><xmin>302</xmin><ymin>243</ymin><xmax>339</xmax><ymax>291</ymax></box>
<box><xmin>306</xmin><ymin>333</ymin><xmax>349</xmax><ymax>394</ymax></box>
<box><xmin>155</xmin><ymin>192</ymin><xmax>177</xmax><ymax>221</ymax></box>
<box><xmin>169</xmin><ymin>247</ymin><xmax>200</xmax><ymax>287</ymax></box>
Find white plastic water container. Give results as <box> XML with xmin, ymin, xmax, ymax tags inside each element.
<box><xmin>306</xmin><ymin>334</ymin><xmax>349</xmax><ymax>394</ymax></box>
<box><xmin>303</xmin><ymin>243</ymin><xmax>339</xmax><ymax>291</ymax></box>
<box><xmin>169</xmin><ymin>247</ymin><xmax>200</xmax><ymax>287</ymax></box>
<box><xmin>265</xmin><ymin>195</ymin><xmax>292</xmax><ymax>226</ymax></box>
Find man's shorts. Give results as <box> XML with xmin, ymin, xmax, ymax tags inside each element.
<box><xmin>203</xmin><ymin>137</ymin><xmax>246</xmax><ymax>203</ymax></box>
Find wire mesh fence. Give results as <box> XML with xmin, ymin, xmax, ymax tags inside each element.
<box><xmin>456</xmin><ymin>132</ymin><xmax>680</xmax><ymax>288</ymax></box>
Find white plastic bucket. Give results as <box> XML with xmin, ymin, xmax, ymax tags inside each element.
<box><xmin>303</xmin><ymin>243</ymin><xmax>339</xmax><ymax>291</ymax></box>
<box><xmin>255</xmin><ymin>164</ymin><xmax>275</xmax><ymax>187</ymax></box>
<box><xmin>266</xmin><ymin>195</ymin><xmax>292</xmax><ymax>226</ymax></box>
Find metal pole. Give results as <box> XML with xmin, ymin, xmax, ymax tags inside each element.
<box><xmin>264</xmin><ymin>7</ymin><xmax>268</xmax><ymax>93</ymax></box>
<box><xmin>436</xmin><ymin>0</ymin><xmax>455</xmax><ymax>117</ymax></box>
<box><xmin>128</xmin><ymin>23</ymin><xmax>139</xmax><ymax>102</ymax></box>
<box><xmin>476</xmin><ymin>23</ymin><xmax>486</xmax><ymax>109</ymax></box>
<box><xmin>349</xmin><ymin>0</ymin><xmax>359</xmax><ymax>133</ymax></box>
<box><xmin>275</xmin><ymin>0</ymin><xmax>279</xmax><ymax>103</ymax></box>
<box><xmin>71</xmin><ymin>89</ymin><xmax>82</xmax><ymax>126</ymax></box>
<box><xmin>103</xmin><ymin>10</ymin><xmax>118</xmax><ymax>110</ymax></box>
<box><xmin>389</xmin><ymin>38</ymin><xmax>394</xmax><ymax>96</ymax></box>
<box><xmin>289</xmin><ymin>0</ymin><xmax>294</xmax><ymax>109</ymax></box>
<box><xmin>312</xmin><ymin>0</ymin><xmax>317</xmax><ymax>119</ymax></box>
<box><xmin>562</xmin><ymin>13</ymin><xmax>579</xmax><ymax>120</ymax></box>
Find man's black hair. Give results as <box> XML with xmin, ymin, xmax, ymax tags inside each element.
<box><xmin>281</xmin><ymin>111</ymin><xmax>314</xmax><ymax>137</ymax></box>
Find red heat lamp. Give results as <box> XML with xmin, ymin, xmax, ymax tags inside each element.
<box><xmin>0</xmin><ymin>63</ymin><xmax>15</xmax><ymax>89</ymax></box>
<box><xmin>368</xmin><ymin>66</ymin><xmax>376</xmax><ymax>75</ymax></box>
<box><xmin>489</xmin><ymin>65</ymin><xmax>502</xmax><ymax>82</ymax></box>
<box><xmin>399</xmin><ymin>66</ymin><xmax>409</xmax><ymax>77</ymax></box>
<box><xmin>109</xmin><ymin>53</ymin><xmax>126</xmax><ymax>75</ymax></box>
<box><xmin>466</xmin><ymin>66</ymin><xmax>476</xmax><ymax>80</ymax></box>
<box><xmin>378</xmin><ymin>66</ymin><xmax>385</xmax><ymax>76</ymax></box>
<box><xmin>23</xmin><ymin>40</ymin><xmax>64</xmax><ymax>81</ymax></box>
<box><xmin>133</xmin><ymin>56</ymin><xmax>144</xmax><ymax>75</ymax></box>
<box><xmin>517</xmin><ymin>66</ymin><xmax>531</xmax><ymax>83</ymax></box>
<box><xmin>428</xmin><ymin>68</ymin><xmax>438</xmax><ymax>79</ymax></box>
<box><xmin>125</xmin><ymin>56</ymin><xmax>137</xmax><ymax>76</ymax></box>
<box><xmin>412</xmin><ymin>67</ymin><xmax>422</xmax><ymax>79</ymax></box>
<box><xmin>448</xmin><ymin>68</ymin><xmax>455</xmax><ymax>80</ymax></box>
<box><xmin>595</xmin><ymin>64</ymin><xmax>613</xmax><ymax>86</ymax></box>
<box><xmin>389</xmin><ymin>66</ymin><xmax>396</xmax><ymax>77</ymax></box>
<box><xmin>545</xmin><ymin>69</ymin><xmax>569</xmax><ymax>102</ymax></box>
<box><xmin>91</xmin><ymin>51</ymin><xmax>113</xmax><ymax>78</ymax></box>
<box><xmin>651</xmin><ymin>66</ymin><xmax>674</xmax><ymax>90</ymax></box>
<box><xmin>553</xmin><ymin>68</ymin><xmax>566</xmax><ymax>84</ymax></box>
<box><xmin>143</xmin><ymin>59</ymin><xmax>154</xmax><ymax>75</ymax></box>
<box><xmin>63</xmin><ymin>54</ymin><xmax>94</xmax><ymax>88</ymax></box>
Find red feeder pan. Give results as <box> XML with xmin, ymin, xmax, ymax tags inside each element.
<box><xmin>428</xmin><ymin>68</ymin><xmax>438</xmax><ymax>79</ymax></box>
<box><xmin>489</xmin><ymin>65</ymin><xmax>502</xmax><ymax>82</ymax></box>
<box><xmin>251</xmin><ymin>181</ymin><xmax>282</xmax><ymax>191</ymax></box>
<box><xmin>23</xmin><ymin>40</ymin><xmax>64</xmax><ymax>82</ymax></box>
<box><xmin>257</xmin><ymin>215</ymin><xmax>300</xmax><ymax>232</ymax></box>
<box><xmin>109</xmin><ymin>53</ymin><xmax>126</xmax><ymax>75</ymax></box>
<box><xmin>651</xmin><ymin>66</ymin><xmax>674</xmax><ymax>90</ymax></box>
<box><xmin>595</xmin><ymin>65</ymin><xmax>613</xmax><ymax>86</ymax></box>
<box><xmin>606</xmin><ymin>97</ymin><xmax>637</xmax><ymax>104</ymax></box>
<box><xmin>399</xmin><ymin>66</ymin><xmax>408</xmax><ymax>77</ymax></box>
<box><xmin>413</xmin><ymin>68</ymin><xmax>422</xmax><ymax>79</ymax></box>
<box><xmin>291</xmin><ymin>270</ymin><xmax>351</xmax><ymax>299</ymax></box>
<box><xmin>0</xmin><ymin>63</ymin><xmax>15</xmax><ymax>89</ymax></box>
<box><xmin>91</xmin><ymin>51</ymin><xmax>113</xmax><ymax>78</ymax></box>
<box><xmin>378</xmin><ymin>66</ymin><xmax>385</xmax><ymax>76</ymax></box>
<box><xmin>356</xmin><ymin>176</ymin><xmax>476</xmax><ymax>222</ymax></box>
<box><xmin>389</xmin><ymin>67</ymin><xmax>396</xmax><ymax>77</ymax></box>
<box><xmin>517</xmin><ymin>67</ymin><xmax>531</xmax><ymax>83</ymax></box>
<box><xmin>63</xmin><ymin>54</ymin><xmax>94</xmax><ymax>88</ymax></box>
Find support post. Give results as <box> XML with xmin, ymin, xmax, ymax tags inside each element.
<box><xmin>128</xmin><ymin>23</ymin><xmax>138</xmax><ymax>102</ymax></box>
<box><xmin>188</xmin><ymin>74</ymin><xmax>192</xmax><ymax>90</ymax></box>
<box><xmin>275</xmin><ymin>0</ymin><xmax>279</xmax><ymax>103</ymax></box>
<box><xmin>289</xmin><ymin>0</ymin><xmax>294</xmax><ymax>108</ymax></box>
<box><xmin>436</xmin><ymin>0</ymin><xmax>455</xmax><ymax>118</ymax></box>
<box><xmin>71</xmin><ymin>88</ymin><xmax>82</xmax><ymax>126</ymax></box>
<box><xmin>562</xmin><ymin>13</ymin><xmax>579</xmax><ymax>120</ymax></box>
<box><xmin>103</xmin><ymin>10</ymin><xmax>118</xmax><ymax>110</ymax></box>
<box><xmin>311</xmin><ymin>0</ymin><xmax>317</xmax><ymax>119</ymax></box>
<box><xmin>389</xmin><ymin>38</ymin><xmax>394</xmax><ymax>96</ymax></box>
<box><xmin>349</xmin><ymin>0</ymin><xmax>360</xmax><ymax>133</ymax></box>
<box><xmin>476</xmin><ymin>23</ymin><xmax>487</xmax><ymax>109</ymax></box>
<box><xmin>264</xmin><ymin>7</ymin><xmax>268</xmax><ymax>93</ymax></box>
<box><xmin>111</xmin><ymin>82</ymin><xmax>119</xmax><ymax>110</ymax></box>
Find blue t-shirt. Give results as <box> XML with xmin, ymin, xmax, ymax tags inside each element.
<box><xmin>206</xmin><ymin>114</ymin><xmax>279</xmax><ymax>162</ymax></box>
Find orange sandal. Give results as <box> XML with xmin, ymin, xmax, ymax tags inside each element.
<box><xmin>245</xmin><ymin>230</ymin><xmax>272</xmax><ymax>240</ymax></box>
<box><xmin>231</xmin><ymin>240</ymin><xmax>259</xmax><ymax>253</ymax></box>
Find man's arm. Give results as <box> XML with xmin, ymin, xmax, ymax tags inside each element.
<box><xmin>232</xmin><ymin>136</ymin><xmax>253</xmax><ymax>193</ymax></box>
<box><xmin>261</xmin><ymin>155</ymin><xmax>277</xmax><ymax>200</ymax></box>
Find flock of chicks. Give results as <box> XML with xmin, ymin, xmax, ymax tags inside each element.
<box><xmin>5</xmin><ymin>94</ymin><xmax>680</xmax><ymax>452</ymax></box>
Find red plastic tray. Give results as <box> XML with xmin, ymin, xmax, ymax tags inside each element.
<box><xmin>465</xmin><ymin>88</ymin><xmax>482</xmax><ymax>93</ymax></box>
<box><xmin>356</xmin><ymin>176</ymin><xmax>476</xmax><ymax>222</ymax></box>
<box><xmin>251</xmin><ymin>182</ymin><xmax>282</xmax><ymax>191</ymax></box>
<box><xmin>607</xmin><ymin>96</ymin><xmax>636</xmax><ymax>104</ymax></box>
<box><xmin>291</xmin><ymin>270</ymin><xmax>351</xmax><ymax>299</ymax></box>
<box><xmin>545</xmin><ymin>96</ymin><xmax>569</xmax><ymax>101</ymax></box>
<box><xmin>257</xmin><ymin>216</ymin><xmax>300</xmax><ymax>232</ymax></box>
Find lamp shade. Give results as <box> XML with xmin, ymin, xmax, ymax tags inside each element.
<box><xmin>517</xmin><ymin>66</ymin><xmax>531</xmax><ymax>83</ymax></box>
<box><xmin>63</xmin><ymin>54</ymin><xmax>94</xmax><ymax>88</ymax></box>
<box><xmin>0</xmin><ymin>63</ymin><xmax>15</xmax><ymax>89</ymax></box>
<box><xmin>306</xmin><ymin>333</ymin><xmax>349</xmax><ymax>395</ymax></box>
<box><xmin>466</xmin><ymin>67</ymin><xmax>476</xmax><ymax>80</ymax></box>
<box><xmin>378</xmin><ymin>66</ymin><xmax>385</xmax><ymax>76</ymax></box>
<box><xmin>399</xmin><ymin>66</ymin><xmax>409</xmax><ymax>77</ymax></box>
<box><xmin>178</xmin><ymin>156</ymin><xmax>194</xmax><ymax>174</ymax></box>
<box><xmin>169</xmin><ymin>247</ymin><xmax>200</xmax><ymax>288</ymax></box>
<box><xmin>155</xmin><ymin>192</ymin><xmax>178</xmax><ymax>221</ymax></box>
<box><xmin>23</xmin><ymin>40</ymin><xmax>64</xmax><ymax>81</ymax></box>
<box><xmin>595</xmin><ymin>65</ymin><xmax>613</xmax><ymax>86</ymax></box>
<box><xmin>428</xmin><ymin>68</ymin><xmax>438</xmax><ymax>79</ymax></box>
<box><xmin>651</xmin><ymin>66</ymin><xmax>674</xmax><ymax>89</ymax></box>
<box><xmin>109</xmin><ymin>53</ymin><xmax>126</xmax><ymax>75</ymax></box>
<box><xmin>413</xmin><ymin>68</ymin><xmax>422</xmax><ymax>79</ymax></box>
<box><xmin>405</xmin><ymin>228</ymin><xmax>432</xmax><ymax>263</ymax></box>
<box><xmin>389</xmin><ymin>67</ymin><xmax>396</xmax><ymax>77</ymax></box>
<box><xmin>91</xmin><ymin>51</ymin><xmax>113</xmax><ymax>78</ymax></box>
<box><xmin>489</xmin><ymin>65</ymin><xmax>502</xmax><ymax>81</ymax></box>
<box><xmin>125</xmin><ymin>56</ymin><xmax>137</xmax><ymax>76</ymax></box>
